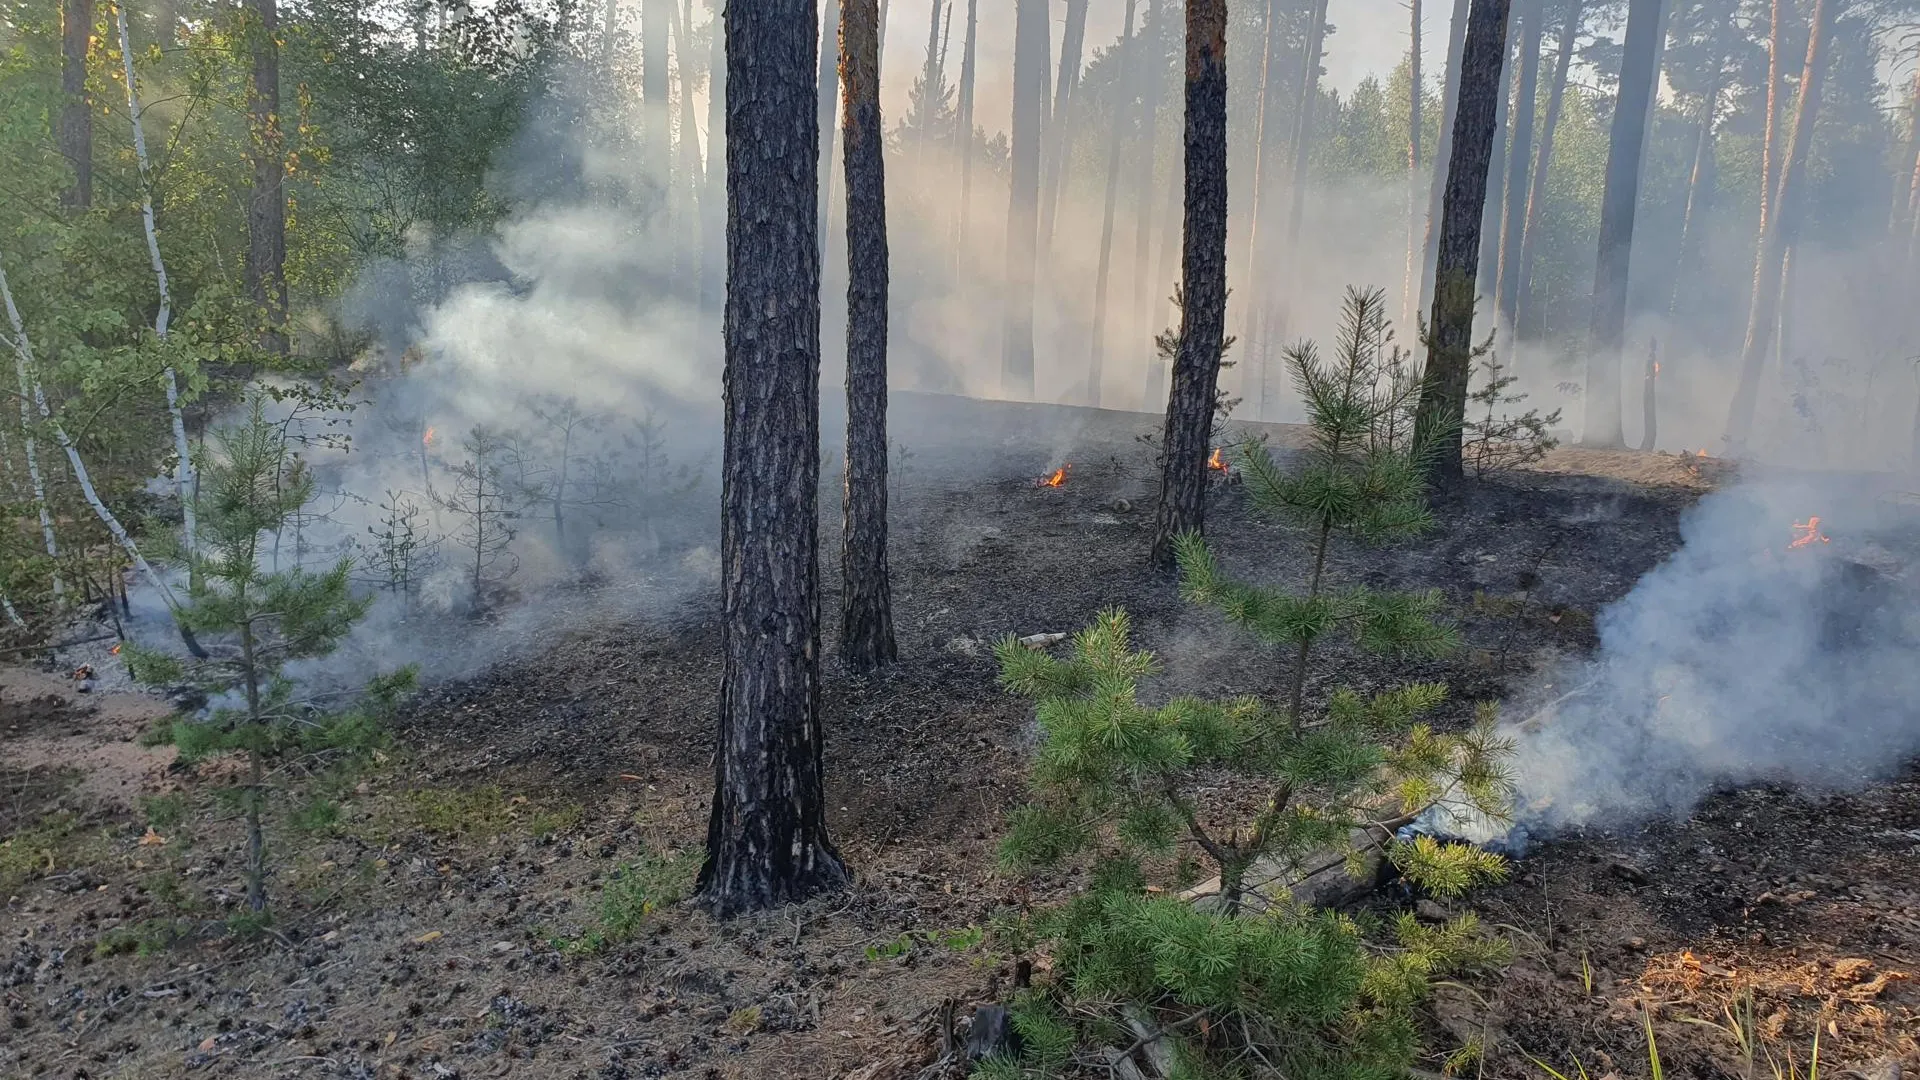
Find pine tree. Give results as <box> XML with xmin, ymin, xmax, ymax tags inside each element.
<box><xmin>435</xmin><ymin>426</ymin><xmax>520</xmax><ymax>607</ymax></box>
<box><xmin>991</xmin><ymin>288</ymin><xmax>1513</xmax><ymax>1075</ymax></box>
<box><xmin>140</xmin><ymin>396</ymin><xmax>408</xmax><ymax>915</ymax></box>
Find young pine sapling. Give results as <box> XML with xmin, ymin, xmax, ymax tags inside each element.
<box><xmin>435</xmin><ymin>426</ymin><xmax>520</xmax><ymax>608</ymax></box>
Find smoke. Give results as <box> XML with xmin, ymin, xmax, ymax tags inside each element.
<box><xmin>1504</xmin><ymin>472</ymin><xmax>1920</xmax><ymax>831</ymax></box>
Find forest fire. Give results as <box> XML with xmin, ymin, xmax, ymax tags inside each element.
<box><xmin>1208</xmin><ymin>447</ymin><xmax>1229</xmax><ymax>472</ymax></box>
<box><xmin>1036</xmin><ymin>464</ymin><xmax>1070</xmax><ymax>488</ymax></box>
<box><xmin>1789</xmin><ymin>517</ymin><xmax>1831</xmax><ymax>549</ymax></box>
<box><xmin>423</xmin><ymin>426</ymin><xmax>437</xmax><ymax>449</ymax></box>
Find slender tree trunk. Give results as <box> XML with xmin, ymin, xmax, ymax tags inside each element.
<box><xmin>1132</xmin><ymin>0</ymin><xmax>1167</xmax><ymax>332</ymax></box>
<box><xmin>116</xmin><ymin>8</ymin><xmax>197</xmax><ymax>571</ymax></box>
<box><xmin>1420</xmin><ymin>0</ymin><xmax>1473</xmax><ymax>319</ymax></box>
<box><xmin>703</xmin><ymin>0</ymin><xmax>727</xmax><ymax>309</ymax></box>
<box><xmin>674</xmin><ymin>0</ymin><xmax>705</xmax><ymax>283</ymax></box>
<box><xmin>60</xmin><ymin>0</ymin><xmax>92</xmax><ymax>209</ymax></box>
<box><xmin>244</xmin><ymin>0</ymin><xmax>288</xmax><ymax>354</ymax></box>
<box><xmin>1040</xmin><ymin>0</ymin><xmax>1090</xmax><ymax>251</ymax></box>
<box><xmin>1147</xmin><ymin>0</ymin><xmax>1228</xmax><ymax>570</ymax></box>
<box><xmin>645</xmin><ymin>0</ymin><xmax>673</xmax><ymax>192</ymax></box>
<box><xmin>1001</xmin><ymin>0</ymin><xmax>1050</xmax><ymax>398</ymax></box>
<box><xmin>1402</xmin><ymin>0</ymin><xmax>1423</xmax><ymax>331</ymax></box>
<box><xmin>1089</xmin><ymin>0</ymin><xmax>1140</xmax><ymax>407</ymax></box>
<box><xmin>1475</xmin><ymin>29</ymin><xmax>1513</xmax><ymax>304</ymax></box>
<box><xmin>240</xmin><ymin>621</ymin><xmax>268</xmax><ymax>912</ymax></box>
<box><xmin>1759</xmin><ymin>0</ymin><xmax>1789</xmax><ymax>239</ymax></box>
<box><xmin>1244</xmin><ymin>0</ymin><xmax>1284</xmax><ymax>411</ymax></box>
<box><xmin>1283</xmin><ymin>0</ymin><xmax>1331</xmax><ymax>250</ymax></box>
<box><xmin>1514</xmin><ymin>0</ymin><xmax>1579</xmax><ymax>335</ymax></box>
<box><xmin>1494</xmin><ymin>0</ymin><xmax>1541</xmax><ymax>344</ymax></box>
<box><xmin>1580</xmin><ymin>0</ymin><xmax>1663</xmax><ymax>449</ymax></box>
<box><xmin>839</xmin><ymin>0</ymin><xmax>896</xmax><ymax>672</ymax></box>
<box><xmin>1415</xmin><ymin>0</ymin><xmax>1513</xmax><ymax>485</ymax></box>
<box><xmin>1668</xmin><ymin>65</ymin><xmax>1722</xmax><ymax>315</ymax></box>
<box><xmin>950</xmin><ymin>0</ymin><xmax>979</xmax><ymax>252</ymax></box>
<box><xmin>699</xmin><ymin>0</ymin><xmax>849</xmax><ymax>918</ymax></box>
<box><xmin>1896</xmin><ymin>73</ymin><xmax>1920</xmax><ymax>251</ymax></box>
<box><xmin>815</xmin><ymin>1</ymin><xmax>842</xmax><ymax>262</ymax></box>
<box><xmin>1723</xmin><ymin>0</ymin><xmax>1830</xmax><ymax>453</ymax></box>
<box><xmin>4</xmin><ymin>275</ymin><xmax>60</xmax><ymax>597</ymax></box>
<box><xmin>1640</xmin><ymin>338</ymin><xmax>1658</xmax><ymax>451</ymax></box>
<box><xmin>916</xmin><ymin>0</ymin><xmax>943</xmax><ymax>157</ymax></box>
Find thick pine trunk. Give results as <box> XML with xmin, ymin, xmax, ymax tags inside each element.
<box><xmin>699</xmin><ymin>0</ymin><xmax>849</xmax><ymax>917</ymax></box>
<box><xmin>1088</xmin><ymin>0</ymin><xmax>1140</xmax><ymax>406</ymax></box>
<box><xmin>60</xmin><ymin>0</ymin><xmax>92</xmax><ymax>209</ymax></box>
<box><xmin>1001</xmin><ymin>0</ymin><xmax>1050</xmax><ymax>398</ymax></box>
<box><xmin>246</xmin><ymin>0</ymin><xmax>288</xmax><ymax>354</ymax></box>
<box><xmin>645</xmin><ymin>0</ymin><xmax>673</xmax><ymax>191</ymax></box>
<box><xmin>1147</xmin><ymin>0</ymin><xmax>1227</xmax><ymax>570</ymax></box>
<box><xmin>703</xmin><ymin>0</ymin><xmax>727</xmax><ymax>309</ymax></box>
<box><xmin>1580</xmin><ymin>0</ymin><xmax>1663</xmax><ymax>449</ymax></box>
<box><xmin>1475</xmin><ymin>30</ymin><xmax>1513</xmax><ymax>305</ymax></box>
<box><xmin>838</xmin><ymin>0</ymin><xmax>896</xmax><ymax>672</ymax></box>
<box><xmin>1414</xmin><ymin>0</ymin><xmax>1513</xmax><ymax>485</ymax></box>
<box><xmin>1724</xmin><ymin>0</ymin><xmax>1831</xmax><ymax>451</ymax></box>
<box><xmin>1419</xmin><ymin>0</ymin><xmax>1473</xmax><ymax>320</ymax></box>
<box><xmin>1402</xmin><ymin>0</ymin><xmax>1423</xmax><ymax>331</ymax></box>
<box><xmin>1514</xmin><ymin>0</ymin><xmax>1579</xmax><ymax>335</ymax></box>
<box><xmin>1493</xmin><ymin>0</ymin><xmax>1541</xmax><ymax>344</ymax></box>
<box><xmin>950</xmin><ymin>0</ymin><xmax>979</xmax><ymax>249</ymax></box>
<box><xmin>1040</xmin><ymin>0</ymin><xmax>1089</xmax><ymax>251</ymax></box>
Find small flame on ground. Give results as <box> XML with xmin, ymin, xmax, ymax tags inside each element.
<box><xmin>1036</xmin><ymin>464</ymin><xmax>1070</xmax><ymax>488</ymax></box>
<box><xmin>1208</xmin><ymin>447</ymin><xmax>1228</xmax><ymax>472</ymax></box>
<box><xmin>1788</xmin><ymin>516</ymin><xmax>1830</xmax><ymax>550</ymax></box>
<box><xmin>423</xmin><ymin>426</ymin><xmax>437</xmax><ymax>449</ymax></box>
<box><xmin>1653</xmin><ymin>361</ymin><xmax>1661</xmax><ymax>375</ymax></box>
<box><xmin>110</xmin><ymin>643</ymin><xmax>121</xmax><ymax>655</ymax></box>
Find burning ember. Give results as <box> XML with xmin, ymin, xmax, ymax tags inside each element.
<box><xmin>110</xmin><ymin>642</ymin><xmax>121</xmax><ymax>655</ymax></box>
<box><xmin>1788</xmin><ymin>516</ymin><xmax>1831</xmax><ymax>550</ymax></box>
<box><xmin>423</xmin><ymin>426</ymin><xmax>438</xmax><ymax>449</ymax></box>
<box><xmin>1208</xmin><ymin>447</ymin><xmax>1229</xmax><ymax>473</ymax></box>
<box><xmin>1036</xmin><ymin>464</ymin><xmax>1070</xmax><ymax>488</ymax></box>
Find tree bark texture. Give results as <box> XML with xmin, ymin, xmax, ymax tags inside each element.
<box><xmin>838</xmin><ymin>0</ymin><xmax>896</xmax><ymax>672</ymax></box>
<box><xmin>1415</xmin><ymin>0</ymin><xmax>1512</xmax><ymax>484</ymax></box>
<box><xmin>247</xmin><ymin>0</ymin><xmax>288</xmax><ymax>354</ymax></box>
<box><xmin>1475</xmin><ymin>29</ymin><xmax>1513</xmax><ymax>304</ymax></box>
<box><xmin>1724</xmin><ymin>0</ymin><xmax>1831</xmax><ymax>451</ymax></box>
<box><xmin>1580</xmin><ymin>0</ymin><xmax>1663</xmax><ymax>449</ymax></box>
<box><xmin>1514</xmin><ymin>0</ymin><xmax>1579</xmax><ymax>335</ymax></box>
<box><xmin>1147</xmin><ymin>0</ymin><xmax>1227</xmax><ymax>570</ymax></box>
<box><xmin>1419</xmin><ymin>0</ymin><xmax>1473</xmax><ymax>321</ymax></box>
<box><xmin>1493</xmin><ymin>0</ymin><xmax>1541</xmax><ymax>344</ymax></box>
<box><xmin>1088</xmin><ymin>0</ymin><xmax>1140</xmax><ymax>407</ymax></box>
<box><xmin>699</xmin><ymin>0</ymin><xmax>850</xmax><ymax>917</ymax></box>
<box><xmin>60</xmin><ymin>0</ymin><xmax>92</xmax><ymax>209</ymax></box>
<box><xmin>1001</xmin><ymin>0</ymin><xmax>1050</xmax><ymax>397</ymax></box>
<box><xmin>1040</xmin><ymin>0</ymin><xmax>1089</xmax><ymax>250</ymax></box>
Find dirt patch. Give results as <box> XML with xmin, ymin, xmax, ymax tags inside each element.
<box><xmin>2</xmin><ymin>666</ymin><xmax>176</xmax><ymax>811</ymax></box>
<box><xmin>0</xmin><ymin>396</ymin><xmax>1913</xmax><ymax>1079</ymax></box>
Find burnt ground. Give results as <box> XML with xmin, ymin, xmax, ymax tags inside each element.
<box><xmin>1</xmin><ymin>393</ymin><xmax>1914</xmax><ymax>1080</ymax></box>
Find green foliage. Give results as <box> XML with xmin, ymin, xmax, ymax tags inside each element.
<box><xmin>1464</xmin><ymin>348</ymin><xmax>1562</xmax><ymax>478</ymax></box>
<box><xmin>555</xmin><ymin>851</ymin><xmax>699</xmax><ymax>955</ymax></box>
<box><xmin>862</xmin><ymin>925</ymin><xmax>986</xmax><ymax>962</ymax></box>
<box><xmin>991</xmin><ymin>287</ymin><xmax>1514</xmax><ymax>1076</ymax></box>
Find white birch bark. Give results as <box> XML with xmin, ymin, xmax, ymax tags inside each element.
<box><xmin>1</xmin><ymin>592</ymin><xmax>24</xmax><ymax>628</ymax></box>
<box><xmin>2</xmin><ymin>267</ymin><xmax>64</xmax><ymax>598</ymax></box>
<box><xmin>116</xmin><ymin>5</ymin><xmax>197</xmax><ymax>565</ymax></box>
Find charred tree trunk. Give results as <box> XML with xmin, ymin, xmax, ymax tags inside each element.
<box><xmin>1245</xmin><ymin>0</ymin><xmax>1285</xmax><ymax>411</ymax></box>
<box><xmin>1420</xmin><ymin>0</ymin><xmax>1473</xmax><ymax>319</ymax></box>
<box><xmin>950</xmin><ymin>0</ymin><xmax>979</xmax><ymax>249</ymax></box>
<box><xmin>1725</xmin><ymin>0</ymin><xmax>1831</xmax><ymax>450</ymax></box>
<box><xmin>1147</xmin><ymin>0</ymin><xmax>1227</xmax><ymax>570</ymax></box>
<box><xmin>1475</xmin><ymin>30</ymin><xmax>1512</xmax><ymax>305</ymax></box>
<box><xmin>838</xmin><ymin>0</ymin><xmax>896</xmax><ymax>672</ymax></box>
<box><xmin>1580</xmin><ymin>0</ymin><xmax>1663</xmax><ymax>449</ymax></box>
<box><xmin>1493</xmin><ymin>0</ymin><xmax>1541</xmax><ymax>344</ymax></box>
<box><xmin>699</xmin><ymin>0</ymin><xmax>850</xmax><ymax>918</ymax></box>
<box><xmin>1283</xmin><ymin>0</ymin><xmax>1331</xmax><ymax>250</ymax></box>
<box><xmin>1001</xmin><ymin>0</ymin><xmax>1050</xmax><ymax>398</ymax></box>
<box><xmin>1402</xmin><ymin>0</ymin><xmax>1422</xmax><ymax>331</ymax></box>
<box><xmin>1089</xmin><ymin>0</ymin><xmax>1140</xmax><ymax>406</ymax></box>
<box><xmin>1414</xmin><ymin>0</ymin><xmax>1513</xmax><ymax>485</ymax></box>
<box><xmin>1514</xmin><ymin>0</ymin><xmax>1579</xmax><ymax>335</ymax></box>
<box><xmin>246</xmin><ymin>0</ymin><xmax>288</xmax><ymax>354</ymax></box>
<box><xmin>816</xmin><ymin>0</ymin><xmax>841</xmax><ymax>258</ymax></box>
<box><xmin>60</xmin><ymin>0</ymin><xmax>92</xmax><ymax>209</ymax></box>
<box><xmin>645</xmin><ymin>0</ymin><xmax>673</xmax><ymax>190</ymax></box>
<box><xmin>1040</xmin><ymin>0</ymin><xmax>1090</xmax><ymax>251</ymax></box>
<box><xmin>703</xmin><ymin>0</ymin><xmax>727</xmax><ymax>309</ymax></box>
<box><xmin>1668</xmin><ymin>64</ymin><xmax>1722</xmax><ymax>316</ymax></box>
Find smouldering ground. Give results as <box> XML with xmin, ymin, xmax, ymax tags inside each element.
<box><xmin>2</xmin><ymin>395</ymin><xmax>1912</xmax><ymax>1079</ymax></box>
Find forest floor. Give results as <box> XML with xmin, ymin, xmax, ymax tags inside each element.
<box><xmin>2</xmin><ymin>394</ymin><xmax>1916</xmax><ymax>1080</ymax></box>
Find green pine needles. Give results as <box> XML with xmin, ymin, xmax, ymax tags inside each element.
<box><xmin>134</xmin><ymin>394</ymin><xmax>413</xmax><ymax>915</ymax></box>
<box><xmin>989</xmin><ymin>288</ymin><xmax>1515</xmax><ymax>1079</ymax></box>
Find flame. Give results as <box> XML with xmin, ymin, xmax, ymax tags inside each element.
<box><xmin>1208</xmin><ymin>447</ymin><xmax>1228</xmax><ymax>472</ymax></box>
<box><xmin>1653</xmin><ymin>361</ymin><xmax>1661</xmax><ymax>375</ymax></box>
<box><xmin>1788</xmin><ymin>516</ymin><xmax>1830</xmax><ymax>550</ymax></box>
<box><xmin>1036</xmin><ymin>464</ymin><xmax>1070</xmax><ymax>488</ymax></box>
<box><xmin>110</xmin><ymin>643</ymin><xmax>121</xmax><ymax>655</ymax></box>
<box><xmin>423</xmin><ymin>426</ymin><xmax>437</xmax><ymax>449</ymax></box>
